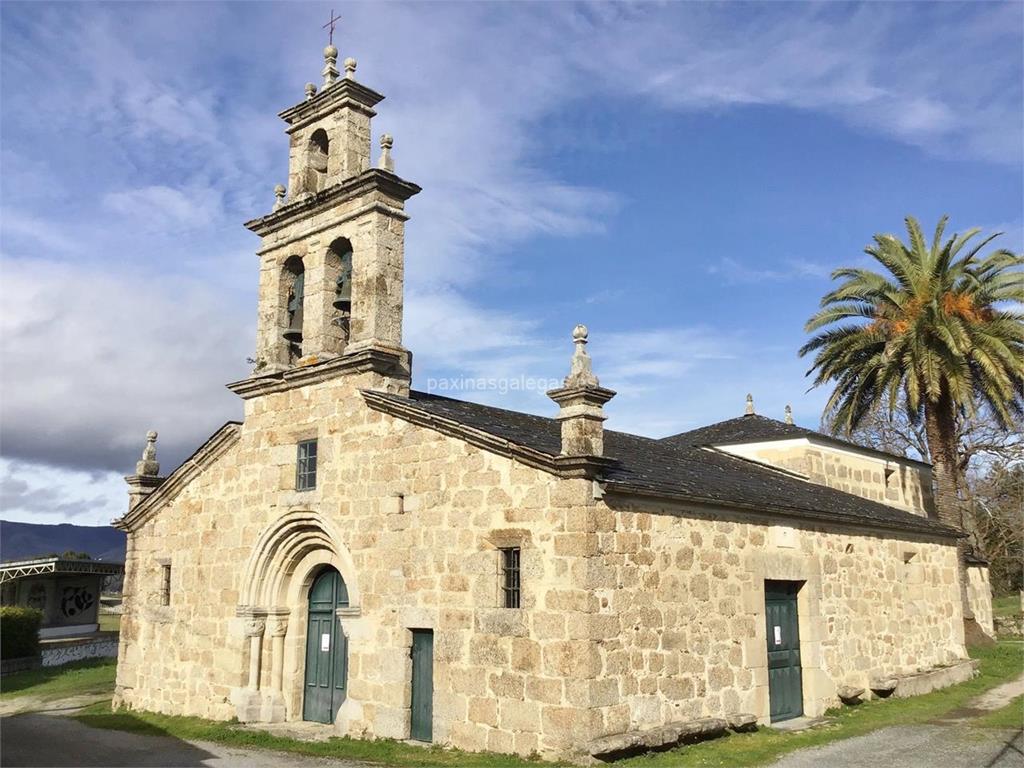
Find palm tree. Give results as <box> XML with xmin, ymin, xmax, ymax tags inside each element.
<box><xmin>800</xmin><ymin>215</ymin><xmax>1023</xmax><ymax>623</ymax></box>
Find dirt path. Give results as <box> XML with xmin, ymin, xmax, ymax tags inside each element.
<box><xmin>936</xmin><ymin>673</ymin><xmax>1024</xmax><ymax>723</ymax></box>
<box><xmin>0</xmin><ymin>692</ymin><xmax>111</xmax><ymax>718</ymax></box>
<box><xmin>767</xmin><ymin>674</ymin><xmax>1024</xmax><ymax>768</ymax></box>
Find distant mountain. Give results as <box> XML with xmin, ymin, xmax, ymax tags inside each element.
<box><xmin>0</xmin><ymin>521</ymin><xmax>126</xmax><ymax>563</ymax></box>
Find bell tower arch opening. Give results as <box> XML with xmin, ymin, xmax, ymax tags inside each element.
<box><xmin>305</xmin><ymin>128</ymin><xmax>330</xmax><ymax>195</ymax></box>
<box><xmin>326</xmin><ymin>237</ymin><xmax>353</xmax><ymax>355</ymax></box>
<box><xmin>281</xmin><ymin>256</ymin><xmax>306</xmax><ymax>363</ymax></box>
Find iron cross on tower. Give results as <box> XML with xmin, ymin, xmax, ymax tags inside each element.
<box><xmin>323</xmin><ymin>9</ymin><xmax>342</xmax><ymax>45</ymax></box>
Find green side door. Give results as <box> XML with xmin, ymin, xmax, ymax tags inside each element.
<box><xmin>303</xmin><ymin>568</ymin><xmax>348</xmax><ymax>724</ymax></box>
<box><xmin>765</xmin><ymin>580</ymin><xmax>803</xmax><ymax>722</ymax></box>
<box><xmin>409</xmin><ymin>629</ymin><xmax>434</xmax><ymax>742</ymax></box>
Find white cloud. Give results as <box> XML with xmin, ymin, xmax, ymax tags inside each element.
<box><xmin>0</xmin><ymin>211</ymin><xmax>80</xmax><ymax>254</ymax></box>
<box><xmin>102</xmin><ymin>185</ymin><xmax>224</xmax><ymax>231</ymax></box>
<box><xmin>706</xmin><ymin>257</ymin><xmax>834</xmax><ymax>285</ymax></box>
<box><xmin>0</xmin><ymin>257</ymin><xmax>248</xmax><ymax>473</ymax></box>
<box><xmin>0</xmin><ymin>459</ymin><xmax>125</xmax><ymax>527</ymax></box>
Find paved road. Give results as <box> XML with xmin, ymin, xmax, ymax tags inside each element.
<box><xmin>0</xmin><ymin>713</ymin><xmax>364</xmax><ymax>768</ymax></box>
<box><xmin>766</xmin><ymin>724</ymin><xmax>1023</xmax><ymax>768</ymax></box>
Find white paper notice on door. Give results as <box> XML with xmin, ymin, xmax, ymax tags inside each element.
<box><xmin>773</xmin><ymin>626</ymin><xmax>782</xmax><ymax>645</ymax></box>
<box><xmin>321</xmin><ymin>633</ymin><xmax>330</xmax><ymax>652</ymax></box>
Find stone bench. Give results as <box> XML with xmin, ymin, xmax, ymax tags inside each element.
<box><xmin>868</xmin><ymin>658</ymin><xmax>979</xmax><ymax>699</ymax></box>
<box><xmin>589</xmin><ymin>716</ymin><xmax>733</xmax><ymax>759</ymax></box>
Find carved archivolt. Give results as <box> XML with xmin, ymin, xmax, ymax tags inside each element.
<box><xmin>239</xmin><ymin>510</ymin><xmax>359</xmax><ymax>610</ymax></box>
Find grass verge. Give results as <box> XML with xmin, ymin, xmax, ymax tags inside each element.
<box><xmin>0</xmin><ymin>658</ymin><xmax>116</xmax><ymax>702</ymax></box>
<box><xmin>993</xmin><ymin>595</ymin><xmax>1021</xmax><ymax>619</ymax></box>
<box><xmin>73</xmin><ymin>701</ymin><xmax>560</xmax><ymax>767</ymax></box>
<box><xmin>616</xmin><ymin>642</ymin><xmax>1023</xmax><ymax>767</ymax></box>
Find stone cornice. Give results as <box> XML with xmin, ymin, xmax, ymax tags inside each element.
<box><xmin>244</xmin><ymin>169</ymin><xmax>421</xmax><ymax>238</ymax></box>
<box><xmin>278</xmin><ymin>79</ymin><xmax>385</xmax><ymax>127</ymax></box>
<box><xmin>547</xmin><ymin>384</ymin><xmax>617</xmax><ymax>409</ymax></box>
<box><xmin>115</xmin><ymin>422</ymin><xmax>242</xmax><ymax>532</ymax></box>
<box><xmin>252</xmin><ymin>201</ymin><xmax>408</xmax><ymax>257</ymax></box>
<box><xmin>601</xmin><ymin>481</ymin><xmax>964</xmax><ymax>542</ymax></box>
<box><xmin>228</xmin><ymin>348</ymin><xmax>409</xmax><ymax>400</ymax></box>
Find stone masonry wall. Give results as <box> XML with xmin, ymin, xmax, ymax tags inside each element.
<box><xmin>966</xmin><ymin>565</ymin><xmax>995</xmax><ymax>638</ymax></box>
<box><xmin>115</xmin><ymin>371</ymin><xmax>966</xmax><ymax>761</ymax></box>
<box><xmin>115</xmin><ymin>370</ymin><xmax>600</xmax><ymax>759</ymax></box>
<box><xmin>586</xmin><ymin>498</ymin><xmax>965</xmax><ymax>739</ymax></box>
<box><xmin>725</xmin><ymin>442</ymin><xmax>934</xmax><ymax>518</ymax></box>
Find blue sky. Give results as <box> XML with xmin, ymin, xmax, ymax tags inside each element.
<box><xmin>1</xmin><ymin>1</ymin><xmax>1021</xmax><ymax>526</ymax></box>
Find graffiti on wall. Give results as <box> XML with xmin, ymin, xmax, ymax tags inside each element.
<box><xmin>26</xmin><ymin>583</ymin><xmax>47</xmax><ymax>611</ymax></box>
<box><xmin>61</xmin><ymin>586</ymin><xmax>95</xmax><ymax>618</ymax></box>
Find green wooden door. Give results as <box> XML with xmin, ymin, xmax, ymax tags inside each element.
<box><xmin>765</xmin><ymin>580</ymin><xmax>803</xmax><ymax>722</ymax></box>
<box><xmin>409</xmin><ymin>629</ymin><xmax>434</xmax><ymax>742</ymax></box>
<box><xmin>303</xmin><ymin>568</ymin><xmax>348</xmax><ymax>724</ymax></box>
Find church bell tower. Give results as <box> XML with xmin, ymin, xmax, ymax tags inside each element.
<box><xmin>232</xmin><ymin>41</ymin><xmax>421</xmax><ymax>397</ymax></box>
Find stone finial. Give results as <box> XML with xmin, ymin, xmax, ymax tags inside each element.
<box><xmin>564</xmin><ymin>324</ymin><xmax>600</xmax><ymax>388</ymax></box>
<box><xmin>273</xmin><ymin>184</ymin><xmax>286</xmax><ymax>210</ymax></box>
<box><xmin>304</xmin><ymin>82</ymin><xmax>317</xmax><ymax>101</ymax></box>
<box><xmin>547</xmin><ymin>325</ymin><xmax>616</xmax><ymax>457</ymax></box>
<box><xmin>378</xmin><ymin>134</ymin><xmax>394</xmax><ymax>172</ymax></box>
<box><xmin>136</xmin><ymin>431</ymin><xmax>160</xmax><ymax>477</ymax></box>
<box><xmin>323</xmin><ymin>45</ymin><xmax>340</xmax><ymax>88</ymax></box>
<box><xmin>344</xmin><ymin>57</ymin><xmax>357</xmax><ymax>79</ymax></box>
<box><xmin>745</xmin><ymin>393</ymin><xmax>755</xmax><ymax>416</ymax></box>
<box><xmin>784</xmin><ymin>404</ymin><xmax>794</xmax><ymax>425</ymax></box>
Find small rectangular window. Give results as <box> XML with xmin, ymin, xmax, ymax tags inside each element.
<box><xmin>500</xmin><ymin>547</ymin><xmax>521</xmax><ymax>609</ymax></box>
<box><xmin>296</xmin><ymin>439</ymin><xmax>318</xmax><ymax>491</ymax></box>
<box><xmin>160</xmin><ymin>563</ymin><xmax>172</xmax><ymax>606</ymax></box>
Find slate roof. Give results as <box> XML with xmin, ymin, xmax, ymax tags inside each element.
<box><xmin>661</xmin><ymin>414</ymin><xmax>932</xmax><ymax>468</ymax></box>
<box><xmin>367</xmin><ymin>391</ymin><xmax>958</xmax><ymax>539</ymax></box>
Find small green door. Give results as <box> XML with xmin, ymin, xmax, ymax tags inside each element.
<box><xmin>409</xmin><ymin>629</ymin><xmax>434</xmax><ymax>742</ymax></box>
<box><xmin>765</xmin><ymin>580</ymin><xmax>803</xmax><ymax>722</ymax></box>
<box><xmin>303</xmin><ymin>568</ymin><xmax>348</xmax><ymax>724</ymax></box>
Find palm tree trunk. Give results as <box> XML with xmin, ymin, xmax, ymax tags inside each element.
<box><xmin>923</xmin><ymin>388</ymin><xmax>975</xmax><ymax>625</ymax></box>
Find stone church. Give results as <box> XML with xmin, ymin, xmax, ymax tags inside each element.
<box><xmin>114</xmin><ymin>42</ymin><xmax>982</xmax><ymax>761</ymax></box>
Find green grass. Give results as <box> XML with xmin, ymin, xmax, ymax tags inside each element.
<box><xmin>98</xmin><ymin>614</ymin><xmax>122</xmax><ymax>632</ymax></box>
<box><xmin>0</xmin><ymin>659</ymin><xmax>116</xmax><ymax>701</ymax></box>
<box><xmin>993</xmin><ymin>595</ymin><xmax>1022</xmax><ymax>620</ymax></box>
<box><xmin>73</xmin><ymin>701</ymin><xmax>561</xmax><ymax>767</ymax></box>
<box><xmin>615</xmin><ymin>642</ymin><xmax>1023</xmax><ymax>767</ymax></box>
<box><xmin>970</xmin><ymin>695</ymin><xmax>1023</xmax><ymax>729</ymax></box>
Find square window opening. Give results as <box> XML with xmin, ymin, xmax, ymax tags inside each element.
<box><xmin>296</xmin><ymin>439</ymin><xmax>318</xmax><ymax>491</ymax></box>
<box><xmin>500</xmin><ymin>547</ymin><xmax>521</xmax><ymax>609</ymax></box>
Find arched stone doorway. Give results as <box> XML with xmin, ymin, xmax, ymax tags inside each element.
<box><xmin>303</xmin><ymin>567</ymin><xmax>349</xmax><ymax>723</ymax></box>
<box><xmin>232</xmin><ymin>511</ymin><xmax>361</xmax><ymax>725</ymax></box>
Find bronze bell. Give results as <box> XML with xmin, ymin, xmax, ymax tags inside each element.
<box><xmin>283</xmin><ymin>307</ymin><xmax>303</xmax><ymax>344</ymax></box>
<box><xmin>283</xmin><ymin>276</ymin><xmax>304</xmax><ymax>344</ymax></box>
<box><xmin>333</xmin><ymin>263</ymin><xmax>352</xmax><ymax>313</ymax></box>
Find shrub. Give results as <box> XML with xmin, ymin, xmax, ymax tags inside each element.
<box><xmin>1</xmin><ymin>606</ymin><xmax>42</xmax><ymax>659</ymax></box>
